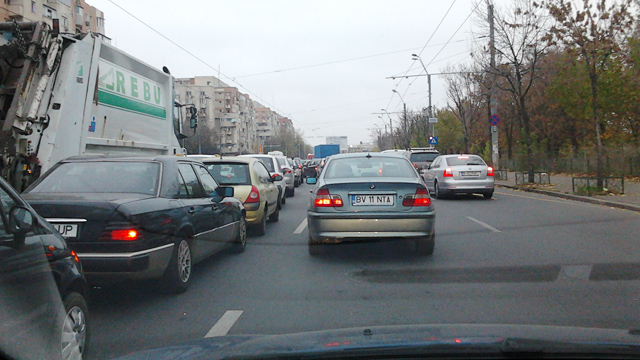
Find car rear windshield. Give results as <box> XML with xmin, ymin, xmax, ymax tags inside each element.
<box><xmin>252</xmin><ymin>157</ymin><xmax>275</xmax><ymax>172</ymax></box>
<box><xmin>410</xmin><ymin>152</ymin><xmax>440</xmax><ymax>163</ymax></box>
<box><xmin>205</xmin><ymin>163</ymin><xmax>251</xmax><ymax>185</ymax></box>
<box><xmin>446</xmin><ymin>156</ymin><xmax>486</xmax><ymax>166</ymax></box>
<box><xmin>324</xmin><ymin>157</ymin><xmax>417</xmax><ymax>179</ymax></box>
<box><xmin>29</xmin><ymin>161</ymin><xmax>160</xmax><ymax>195</ymax></box>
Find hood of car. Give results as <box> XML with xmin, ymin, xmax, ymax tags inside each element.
<box><xmin>112</xmin><ymin>324</ymin><xmax>640</xmax><ymax>360</ymax></box>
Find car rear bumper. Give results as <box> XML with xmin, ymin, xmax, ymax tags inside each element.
<box><xmin>440</xmin><ymin>179</ymin><xmax>494</xmax><ymax>194</ymax></box>
<box><xmin>77</xmin><ymin>243</ymin><xmax>174</xmax><ymax>282</ymax></box>
<box><xmin>308</xmin><ymin>211</ymin><xmax>435</xmax><ymax>243</ymax></box>
<box><xmin>246</xmin><ymin>203</ymin><xmax>267</xmax><ymax>225</ymax></box>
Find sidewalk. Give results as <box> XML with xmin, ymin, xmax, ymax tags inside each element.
<box><xmin>494</xmin><ymin>172</ymin><xmax>640</xmax><ymax>212</ymax></box>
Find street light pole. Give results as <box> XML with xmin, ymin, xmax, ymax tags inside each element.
<box><xmin>392</xmin><ymin>90</ymin><xmax>409</xmax><ymax>149</ymax></box>
<box><xmin>411</xmin><ymin>54</ymin><xmax>433</xmax><ymax>139</ymax></box>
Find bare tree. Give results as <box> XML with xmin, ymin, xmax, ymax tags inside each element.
<box><xmin>443</xmin><ymin>64</ymin><xmax>483</xmax><ymax>153</ymax></box>
<box><xmin>479</xmin><ymin>0</ymin><xmax>550</xmax><ymax>182</ymax></box>
<box><xmin>543</xmin><ymin>0</ymin><xmax>635</xmax><ymax>186</ymax></box>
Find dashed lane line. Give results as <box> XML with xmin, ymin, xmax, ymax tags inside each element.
<box><xmin>204</xmin><ymin>310</ymin><xmax>243</xmax><ymax>338</ymax></box>
<box><xmin>466</xmin><ymin>216</ymin><xmax>502</xmax><ymax>233</ymax></box>
<box><xmin>293</xmin><ymin>218</ymin><xmax>308</xmax><ymax>234</ymax></box>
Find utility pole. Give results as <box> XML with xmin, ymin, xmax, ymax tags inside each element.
<box><xmin>403</xmin><ymin>102</ymin><xmax>408</xmax><ymax>149</ymax></box>
<box><xmin>489</xmin><ymin>4</ymin><xmax>499</xmax><ymax>170</ymax></box>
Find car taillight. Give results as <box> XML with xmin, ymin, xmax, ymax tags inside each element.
<box><xmin>245</xmin><ymin>186</ymin><xmax>260</xmax><ymax>203</ymax></box>
<box><xmin>286</xmin><ymin>169</ymin><xmax>292</xmax><ymax>174</ymax></box>
<box><xmin>443</xmin><ymin>167</ymin><xmax>453</xmax><ymax>177</ymax></box>
<box><xmin>70</xmin><ymin>250</ymin><xmax>80</xmax><ymax>263</ymax></box>
<box><xmin>487</xmin><ymin>167</ymin><xmax>494</xmax><ymax>176</ymax></box>
<box><xmin>111</xmin><ymin>229</ymin><xmax>139</xmax><ymax>241</ymax></box>
<box><xmin>413</xmin><ymin>163</ymin><xmax>418</xmax><ymax>169</ymax></box>
<box><xmin>402</xmin><ymin>187</ymin><xmax>431</xmax><ymax>207</ymax></box>
<box><xmin>314</xmin><ymin>188</ymin><xmax>343</xmax><ymax>207</ymax></box>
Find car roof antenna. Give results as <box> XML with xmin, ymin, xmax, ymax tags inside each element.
<box><xmin>366</xmin><ymin>153</ymin><xmax>372</xmax><ymax>158</ymax></box>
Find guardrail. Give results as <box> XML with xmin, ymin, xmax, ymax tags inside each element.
<box><xmin>515</xmin><ymin>172</ymin><xmax>551</xmax><ymax>185</ymax></box>
<box><xmin>572</xmin><ymin>176</ymin><xmax>624</xmax><ymax>195</ymax></box>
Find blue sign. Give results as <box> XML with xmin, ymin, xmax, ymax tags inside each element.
<box><xmin>491</xmin><ymin>114</ymin><xmax>500</xmax><ymax>126</ymax></box>
<box><xmin>429</xmin><ymin>136</ymin><xmax>438</xmax><ymax>145</ymax></box>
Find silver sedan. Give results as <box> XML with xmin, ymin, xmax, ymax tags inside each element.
<box><xmin>423</xmin><ymin>154</ymin><xmax>495</xmax><ymax>199</ymax></box>
<box><xmin>306</xmin><ymin>153</ymin><xmax>436</xmax><ymax>255</ymax></box>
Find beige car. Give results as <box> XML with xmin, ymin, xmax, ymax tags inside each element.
<box><xmin>201</xmin><ymin>157</ymin><xmax>282</xmax><ymax>235</ymax></box>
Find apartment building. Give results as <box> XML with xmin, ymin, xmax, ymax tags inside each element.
<box><xmin>174</xmin><ymin>76</ymin><xmax>278</xmax><ymax>155</ymax></box>
<box><xmin>1</xmin><ymin>0</ymin><xmax>106</xmax><ymax>38</ymax></box>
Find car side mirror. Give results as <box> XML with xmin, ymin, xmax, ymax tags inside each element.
<box><xmin>306</xmin><ymin>177</ymin><xmax>317</xmax><ymax>185</ymax></box>
<box><xmin>8</xmin><ymin>206</ymin><xmax>35</xmax><ymax>250</ymax></box>
<box><xmin>271</xmin><ymin>174</ymin><xmax>283</xmax><ymax>182</ymax></box>
<box><xmin>216</xmin><ymin>186</ymin><xmax>234</xmax><ymax>198</ymax></box>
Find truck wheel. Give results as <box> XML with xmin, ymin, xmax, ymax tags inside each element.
<box><xmin>61</xmin><ymin>292</ymin><xmax>90</xmax><ymax>360</ymax></box>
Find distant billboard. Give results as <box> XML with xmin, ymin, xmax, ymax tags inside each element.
<box><xmin>326</xmin><ymin>136</ymin><xmax>348</xmax><ymax>152</ymax></box>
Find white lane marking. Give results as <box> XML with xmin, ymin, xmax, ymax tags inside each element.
<box><xmin>557</xmin><ymin>265</ymin><xmax>592</xmax><ymax>282</ymax></box>
<box><xmin>465</xmin><ymin>216</ymin><xmax>502</xmax><ymax>233</ymax></box>
<box><xmin>293</xmin><ymin>218</ymin><xmax>308</xmax><ymax>234</ymax></box>
<box><xmin>205</xmin><ymin>310</ymin><xmax>243</xmax><ymax>338</ymax></box>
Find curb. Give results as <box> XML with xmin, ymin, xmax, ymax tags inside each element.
<box><xmin>495</xmin><ymin>184</ymin><xmax>640</xmax><ymax>213</ymax></box>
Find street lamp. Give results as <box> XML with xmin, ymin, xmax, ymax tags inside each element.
<box><xmin>411</xmin><ymin>54</ymin><xmax>434</xmax><ymax>140</ymax></box>
<box><xmin>392</xmin><ymin>90</ymin><xmax>409</xmax><ymax>149</ymax></box>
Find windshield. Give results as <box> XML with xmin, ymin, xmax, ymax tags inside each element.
<box><xmin>4</xmin><ymin>1</ymin><xmax>640</xmax><ymax>360</ymax></box>
<box><xmin>446</xmin><ymin>156</ymin><xmax>486</xmax><ymax>166</ymax></box>
<box><xmin>324</xmin><ymin>157</ymin><xmax>417</xmax><ymax>179</ymax></box>
<box><xmin>410</xmin><ymin>153</ymin><xmax>440</xmax><ymax>163</ymax></box>
<box><xmin>205</xmin><ymin>163</ymin><xmax>251</xmax><ymax>185</ymax></box>
<box><xmin>27</xmin><ymin>161</ymin><xmax>160</xmax><ymax>195</ymax></box>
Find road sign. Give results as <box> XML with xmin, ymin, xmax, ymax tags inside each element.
<box><xmin>491</xmin><ymin>114</ymin><xmax>500</xmax><ymax>126</ymax></box>
<box><xmin>429</xmin><ymin>136</ymin><xmax>438</xmax><ymax>145</ymax></box>
<box><xmin>428</xmin><ymin>118</ymin><xmax>438</xmax><ymax>123</ymax></box>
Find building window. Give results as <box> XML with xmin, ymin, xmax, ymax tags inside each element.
<box><xmin>61</xmin><ymin>16</ymin><xmax>68</xmax><ymax>30</ymax></box>
<box><xmin>97</xmin><ymin>17</ymin><xmax>104</xmax><ymax>27</ymax></box>
<box><xmin>31</xmin><ymin>1</ymin><xmax>35</xmax><ymax>13</ymax></box>
<box><xmin>43</xmin><ymin>5</ymin><xmax>56</xmax><ymax>19</ymax></box>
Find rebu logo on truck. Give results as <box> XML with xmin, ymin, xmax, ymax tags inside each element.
<box><xmin>97</xmin><ymin>59</ymin><xmax>166</xmax><ymax>119</ymax></box>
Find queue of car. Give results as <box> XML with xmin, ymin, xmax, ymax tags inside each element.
<box><xmin>1</xmin><ymin>146</ymin><xmax>496</xmax><ymax>360</ymax></box>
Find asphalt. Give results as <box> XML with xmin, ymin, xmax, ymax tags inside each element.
<box><xmin>494</xmin><ymin>171</ymin><xmax>640</xmax><ymax>212</ymax></box>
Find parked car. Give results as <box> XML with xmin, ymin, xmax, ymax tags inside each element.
<box><xmin>22</xmin><ymin>155</ymin><xmax>246</xmax><ymax>294</ymax></box>
<box><xmin>423</xmin><ymin>154</ymin><xmax>495</xmax><ymax>199</ymax></box>
<box><xmin>306</xmin><ymin>152</ymin><xmax>435</xmax><ymax>256</ymax></box>
<box><xmin>0</xmin><ymin>175</ymin><xmax>90</xmax><ymax>360</ymax></box>
<box><xmin>239</xmin><ymin>154</ymin><xmax>287</xmax><ymax>205</ymax></box>
<box><xmin>201</xmin><ymin>156</ymin><xmax>281</xmax><ymax>236</ymax></box>
<box><xmin>405</xmin><ymin>147</ymin><xmax>440</xmax><ymax>174</ymax></box>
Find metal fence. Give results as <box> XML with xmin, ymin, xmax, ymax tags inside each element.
<box><xmin>494</xmin><ymin>170</ymin><xmax>508</xmax><ymax>180</ymax></box>
<box><xmin>572</xmin><ymin>176</ymin><xmax>625</xmax><ymax>195</ymax></box>
<box><xmin>515</xmin><ymin>172</ymin><xmax>551</xmax><ymax>185</ymax></box>
<box><xmin>503</xmin><ymin>152</ymin><xmax>640</xmax><ymax>177</ymax></box>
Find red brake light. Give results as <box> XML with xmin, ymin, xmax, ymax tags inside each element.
<box><xmin>70</xmin><ymin>250</ymin><xmax>80</xmax><ymax>263</ymax></box>
<box><xmin>111</xmin><ymin>229</ymin><xmax>139</xmax><ymax>241</ymax></box>
<box><xmin>245</xmin><ymin>185</ymin><xmax>260</xmax><ymax>203</ymax></box>
<box><xmin>286</xmin><ymin>169</ymin><xmax>292</xmax><ymax>174</ymax></box>
<box><xmin>443</xmin><ymin>167</ymin><xmax>453</xmax><ymax>177</ymax></box>
<box><xmin>314</xmin><ymin>188</ymin><xmax>343</xmax><ymax>207</ymax></box>
<box><xmin>487</xmin><ymin>167</ymin><xmax>494</xmax><ymax>176</ymax></box>
<box><xmin>402</xmin><ymin>187</ymin><xmax>431</xmax><ymax>207</ymax></box>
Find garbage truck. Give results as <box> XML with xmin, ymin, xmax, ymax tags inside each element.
<box><xmin>0</xmin><ymin>21</ymin><xmax>195</xmax><ymax>191</ymax></box>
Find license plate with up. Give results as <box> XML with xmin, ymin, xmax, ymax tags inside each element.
<box><xmin>52</xmin><ymin>224</ymin><xmax>79</xmax><ymax>238</ymax></box>
<box><xmin>352</xmin><ymin>194</ymin><xmax>394</xmax><ymax>206</ymax></box>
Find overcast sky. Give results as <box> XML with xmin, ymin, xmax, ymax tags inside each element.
<box><xmin>89</xmin><ymin>0</ymin><xmax>501</xmax><ymax>147</ymax></box>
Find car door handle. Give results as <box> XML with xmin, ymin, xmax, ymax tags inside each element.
<box><xmin>188</xmin><ymin>208</ymin><xmax>196</xmax><ymax>215</ymax></box>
